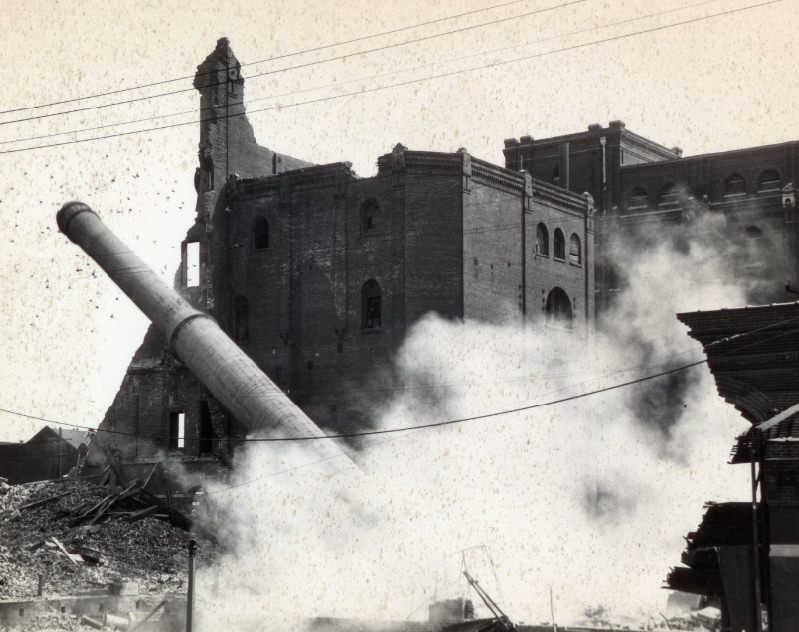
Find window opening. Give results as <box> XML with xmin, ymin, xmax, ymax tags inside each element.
<box><xmin>536</xmin><ymin>223</ymin><xmax>549</xmax><ymax>256</ymax></box>
<box><xmin>186</xmin><ymin>242</ymin><xmax>200</xmax><ymax>287</ymax></box>
<box><xmin>361</xmin><ymin>280</ymin><xmax>382</xmax><ymax>329</ymax></box>
<box><xmin>758</xmin><ymin>170</ymin><xmax>781</xmax><ymax>192</ymax></box>
<box><xmin>169</xmin><ymin>412</ymin><xmax>185</xmax><ymax>450</ymax></box>
<box><xmin>569</xmin><ymin>234</ymin><xmax>582</xmax><ymax>265</ymax></box>
<box><xmin>545</xmin><ymin>287</ymin><xmax>573</xmax><ymax>329</ymax></box>
<box><xmin>199</xmin><ymin>401</ymin><xmax>213</xmax><ymax>454</ymax></box>
<box><xmin>725</xmin><ymin>174</ymin><xmax>746</xmax><ymax>196</ymax></box>
<box><xmin>253</xmin><ymin>217</ymin><xmax>269</xmax><ymax>250</ymax></box>
<box><xmin>553</xmin><ymin>229</ymin><xmax>565</xmax><ymax>260</ymax></box>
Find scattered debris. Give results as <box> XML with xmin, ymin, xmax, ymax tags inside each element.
<box><xmin>0</xmin><ymin>478</ymin><xmax>214</xmax><ymax>601</ymax></box>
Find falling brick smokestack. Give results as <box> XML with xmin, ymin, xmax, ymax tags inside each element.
<box><xmin>57</xmin><ymin>202</ymin><xmax>352</xmax><ymax>468</ymax></box>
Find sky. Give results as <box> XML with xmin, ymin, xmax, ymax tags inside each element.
<box><xmin>1</xmin><ymin>0</ymin><xmax>794</xmax><ymax>435</ymax></box>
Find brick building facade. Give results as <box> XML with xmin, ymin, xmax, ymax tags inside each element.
<box><xmin>504</xmin><ymin>121</ymin><xmax>799</xmax><ymax>310</ymax></box>
<box><xmin>91</xmin><ymin>39</ymin><xmax>799</xmax><ymax>470</ymax></box>
<box><xmin>89</xmin><ymin>39</ymin><xmax>594</xmax><ymax>466</ymax></box>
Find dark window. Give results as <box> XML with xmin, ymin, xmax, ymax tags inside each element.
<box><xmin>360</xmin><ymin>199</ymin><xmax>380</xmax><ymax>233</ymax></box>
<box><xmin>552</xmin><ymin>166</ymin><xmax>560</xmax><ymax>186</ymax></box>
<box><xmin>536</xmin><ymin>223</ymin><xmax>549</xmax><ymax>257</ymax></box>
<box><xmin>569</xmin><ymin>234</ymin><xmax>582</xmax><ymax>265</ymax></box>
<box><xmin>271</xmin><ymin>153</ymin><xmax>277</xmax><ymax>175</ymax></box>
<box><xmin>545</xmin><ymin>287</ymin><xmax>573</xmax><ymax>329</ymax></box>
<box><xmin>199</xmin><ymin>401</ymin><xmax>213</xmax><ymax>454</ymax></box>
<box><xmin>553</xmin><ymin>229</ymin><xmax>565</xmax><ymax>260</ymax></box>
<box><xmin>168</xmin><ymin>412</ymin><xmax>185</xmax><ymax>451</ymax></box>
<box><xmin>725</xmin><ymin>173</ymin><xmax>746</xmax><ymax>196</ymax></box>
<box><xmin>628</xmin><ymin>187</ymin><xmax>648</xmax><ymax>210</ymax></box>
<box><xmin>758</xmin><ymin>169</ymin><xmax>781</xmax><ymax>192</ymax></box>
<box><xmin>253</xmin><ymin>217</ymin><xmax>269</xmax><ymax>250</ymax></box>
<box><xmin>361</xmin><ymin>280</ymin><xmax>381</xmax><ymax>329</ymax></box>
<box><xmin>234</xmin><ymin>295</ymin><xmax>249</xmax><ymax>342</ymax></box>
<box><xmin>658</xmin><ymin>183</ymin><xmax>678</xmax><ymax>206</ymax></box>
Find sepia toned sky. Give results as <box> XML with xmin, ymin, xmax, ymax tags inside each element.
<box><xmin>0</xmin><ymin>0</ymin><xmax>796</xmax><ymax>443</ymax></box>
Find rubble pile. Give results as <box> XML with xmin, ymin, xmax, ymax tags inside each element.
<box><xmin>0</xmin><ymin>478</ymin><xmax>214</xmax><ymax>600</ymax></box>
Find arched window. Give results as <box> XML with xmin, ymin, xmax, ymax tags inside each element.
<box><xmin>233</xmin><ymin>295</ymin><xmax>249</xmax><ymax>342</ymax></box>
<box><xmin>569</xmin><ymin>234</ymin><xmax>582</xmax><ymax>265</ymax></box>
<box><xmin>361</xmin><ymin>280</ymin><xmax>382</xmax><ymax>329</ymax></box>
<box><xmin>658</xmin><ymin>183</ymin><xmax>678</xmax><ymax>206</ymax></box>
<box><xmin>627</xmin><ymin>187</ymin><xmax>648</xmax><ymax>210</ymax></box>
<box><xmin>360</xmin><ymin>199</ymin><xmax>380</xmax><ymax>233</ymax></box>
<box><xmin>758</xmin><ymin>169</ymin><xmax>781</xmax><ymax>192</ymax></box>
<box><xmin>553</xmin><ymin>229</ymin><xmax>565</xmax><ymax>260</ymax></box>
<box><xmin>253</xmin><ymin>217</ymin><xmax>269</xmax><ymax>250</ymax></box>
<box><xmin>725</xmin><ymin>173</ymin><xmax>746</xmax><ymax>196</ymax></box>
<box><xmin>545</xmin><ymin>287</ymin><xmax>573</xmax><ymax>329</ymax></box>
<box><xmin>536</xmin><ymin>223</ymin><xmax>549</xmax><ymax>257</ymax></box>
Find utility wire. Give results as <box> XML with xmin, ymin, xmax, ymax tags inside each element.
<box><xmin>3</xmin><ymin>312</ymin><xmax>799</xmax><ymax>443</ymax></box>
<box><xmin>0</xmin><ymin>0</ymin><xmax>584</xmax><ymax>127</ymax></box>
<box><xmin>0</xmin><ymin>0</ymin><xmax>719</xmax><ymax>148</ymax></box>
<box><xmin>0</xmin><ymin>0</ymin><xmax>534</xmax><ymax>116</ymax></box>
<box><xmin>0</xmin><ymin>0</ymin><xmax>781</xmax><ymax>157</ymax></box>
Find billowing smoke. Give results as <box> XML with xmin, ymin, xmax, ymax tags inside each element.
<box><xmin>192</xmin><ymin>212</ymin><xmax>765</xmax><ymax>629</ymax></box>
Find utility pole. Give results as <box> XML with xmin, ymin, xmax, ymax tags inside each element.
<box><xmin>187</xmin><ymin>539</ymin><xmax>197</xmax><ymax>632</ymax></box>
<box><xmin>57</xmin><ymin>427</ymin><xmax>63</xmax><ymax>478</ymax></box>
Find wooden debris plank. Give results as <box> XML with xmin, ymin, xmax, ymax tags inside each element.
<box><xmin>142</xmin><ymin>462</ymin><xmax>161</xmax><ymax>490</ymax></box>
<box><xmin>50</xmin><ymin>536</ymin><xmax>82</xmax><ymax>565</ymax></box>
<box><xmin>18</xmin><ymin>490</ymin><xmax>71</xmax><ymax>511</ymax></box>
<box><xmin>138</xmin><ymin>488</ymin><xmax>192</xmax><ymax>530</ymax></box>
<box><xmin>126</xmin><ymin>505</ymin><xmax>160</xmax><ymax>522</ymax></box>
<box><xmin>69</xmin><ymin>494</ymin><xmax>111</xmax><ymax>526</ymax></box>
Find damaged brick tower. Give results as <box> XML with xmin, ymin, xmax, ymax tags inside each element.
<box><xmin>85</xmin><ymin>38</ymin><xmax>314</xmax><ymax>477</ymax></box>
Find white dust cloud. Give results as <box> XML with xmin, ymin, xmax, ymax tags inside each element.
<box><xmin>193</xmin><ymin>217</ymin><xmax>756</xmax><ymax>629</ymax></box>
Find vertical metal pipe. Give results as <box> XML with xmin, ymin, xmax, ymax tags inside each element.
<box><xmin>751</xmin><ymin>437</ymin><xmax>763</xmax><ymax>632</ymax></box>
<box><xmin>186</xmin><ymin>539</ymin><xmax>197</xmax><ymax>632</ymax></box>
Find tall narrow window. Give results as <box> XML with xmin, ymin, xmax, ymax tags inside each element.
<box><xmin>361</xmin><ymin>280</ymin><xmax>382</xmax><ymax>329</ymax></box>
<box><xmin>253</xmin><ymin>217</ymin><xmax>269</xmax><ymax>250</ymax></box>
<box><xmin>725</xmin><ymin>174</ymin><xmax>746</xmax><ymax>196</ymax></box>
<box><xmin>271</xmin><ymin>153</ymin><xmax>278</xmax><ymax>175</ymax></box>
<box><xmin>186</xmin><ymin>242</ymin><xmax>200</xmax><ymax>287</ymax></box>
<box><xmin>536</xmin><ymin>223</ymin><xmax>549</xmax><ymax>257</ymax></box>
<box><xmin>552</xmin><ymin>166</ymin><xmax>560</xmax><ymax>186</ymax></box>
<box><xmin>569</xmin><ymin>234</ymin><xmax>582</xmax><ymax>265</ymax></box>
<box><xmin>234</xmin><ymin>295</ymin><xmax>249</xmax><ymax>342</ymax></box>
<box><xmin>553</xmin><ymin>229</ymin><xmax>565</xmax><ymax>260</ymax></box>
<box><xmin>360</xmin><ymin>199</ymin><xmax>380</xmax><ymax>233</ymax></box>
<box><xmin>169</xmin><ymin>412</ymin><xmax>185</xmax><ymax>451</ymax></box>
<box><xmin>758</xmin><ymin>170</ymin><xmax>781</xmax><ymax>192</ymax></box>
<box><xmin>199</xmin><ymin>401</ymin><xmax>214</xmax><ymax>454</ymax></box>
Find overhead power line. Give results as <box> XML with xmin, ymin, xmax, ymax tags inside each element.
<box><xmin>2</xmin><ymin>311</ymin><xmax>799</xmax><ymax>443</ymax></box>
<box><xmin>0</xmin><ymin>0</ymin><xmax>781</xmax><ymax>157</ymax></box>
<box><xmin>0</xmin><ymin>0</ymin><xmax>584</xmax><ymax>127</ymax></box>
<box><xmin>0</xmin><ymin>0</ymin><xmax>536</xmax><ymax>116</ymax></box>
<box><xmin>0</xmin><ymin>0</ymin><xmax>721</xmax><ymax>149</ymax></box>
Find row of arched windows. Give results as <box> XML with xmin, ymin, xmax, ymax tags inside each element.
<box><xmin>626</xmin><ymin>169</ymin><xmax>782</xmax><ymax>210</ymax></box>
<box><xmin>535</xmin><ymin>223</ymin><xmax>582</xmax><ymax>265</ymax></box>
